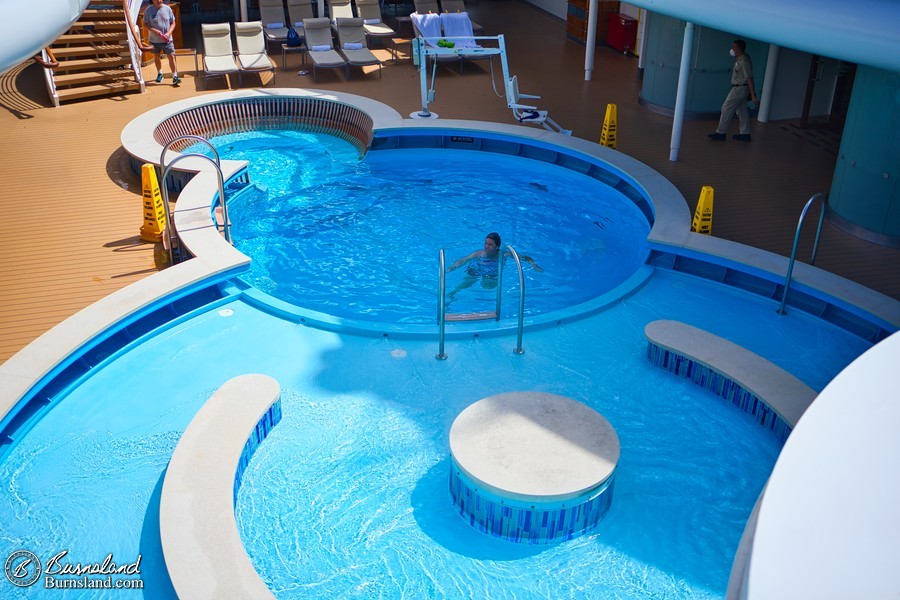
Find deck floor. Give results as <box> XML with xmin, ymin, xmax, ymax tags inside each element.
<box><xmin>1</xmin><ymin>0</ymin><xmax>898</xmax><ymax>364</ymax></box>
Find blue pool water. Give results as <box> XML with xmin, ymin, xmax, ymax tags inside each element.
<box><xmin>204</xmin><ymin>130</ymin><xmax>651</xmax><ymax>322</ymax></box>
<box><xmin>0</xmin><ymin>267</ymin><xmax>871</xmax><ymax>598</ymax></box>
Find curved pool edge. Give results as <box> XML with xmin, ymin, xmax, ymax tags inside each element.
<box><xmin>160</xmin><ymin>373</ymin><xmax>280</xmax><ymax>600</ymax></box>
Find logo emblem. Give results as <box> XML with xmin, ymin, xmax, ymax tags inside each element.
<box><xmin>4</xmin><ymin>550</ymin><xmax>42</xmax><ymax>588</ymax></box>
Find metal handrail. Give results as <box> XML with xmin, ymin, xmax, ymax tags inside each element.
<box><xmin>436</xmin><ymin>244</ymin><xmax>527</xmax><ymax>358</ymax></box>
<box><xmin>158</xmin><ymin>136</ymin><xmax>230</xmax><ymax>265</ymax></box>
<box><xmin>777</xmin><ymin>192</ymin><xmax>827</xmax><ymax>315</ymax></box>
<box><xmin>505</xmin><ymin>245</ymin><xmax>526</xmax><ymax>354</ymax></box>
<box><xmin>436</xmin><ymin>249</ymin><xmax>447</xmax><ymax>360</ymax></box>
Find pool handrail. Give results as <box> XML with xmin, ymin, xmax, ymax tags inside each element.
<box><xmin>160</xmin><ymin>135</ymin><xmax>228</xmax><ymax>265</ymax></box>
<box><xmin>436</xmin><ymin>245</ymin><xmax>527</xmax><ymax>357</ymax></box>
<box><xmin>777</xmin><ymin>192</ymin><xmax>827</xmax><ymax>315</ymax></box>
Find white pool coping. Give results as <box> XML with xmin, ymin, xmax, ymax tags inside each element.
<box><xmin>0</xmin><ymin>89</ymin><xmax>898</xmax><ymax>599</ymax></box>
<box><xmin>449</xmin><ymin>392</ymin><xmax>619</xmax><ymax>501</ymax></box>
<box><xmin>645</xmin><ymin>320</ymin><xmax>817</xmax><ymax>428</ymax></box>
<box><xmin>160</xmin><ymin>373</ymin><xmax>280</xmax><ymax>600</ymax></box>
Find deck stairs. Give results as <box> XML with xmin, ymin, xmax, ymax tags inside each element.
<box><xmin>39</xmin><ymin>0</ymin><xmax>144</xmax><ymax>106</ymax></box>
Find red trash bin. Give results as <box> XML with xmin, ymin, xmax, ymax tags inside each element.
<box><xmin>607</xmin><ymin>13</ymin><xmax>637</xmax><ymax>53</ymax></box>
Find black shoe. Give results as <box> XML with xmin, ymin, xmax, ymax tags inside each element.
<box><xmin>732</xmin><ymin>133</ymin><xmax>751</xmax><ymax>141</ymax></box>
<box><xmin>707</xmin><ymin>132</ymin><xmax>726</xmax><ymax>141</ymax></box>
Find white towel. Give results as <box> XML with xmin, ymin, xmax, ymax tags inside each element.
<box><xmin>439</xmin><ymin>12</ymin><xmax>477</xmax><ymax>48</ymax></box>
<box><xmin>343</xmin><ymin>42</ymin><xmax>364</xmax><ymax>50</ymax></box>
<box><xmin>363</xmin><ymin>18</ymin><xmax>381</xmax><ymax>25</ymax></box>
<box><xmin>311</xmin><ymin>44</ymin><xmax>331</xmax><ymax>51</ymax></box>
<box><xmin>266</xmin><ymin>22</ymin><xmax>284</xmax><ymax>29</ymax></box>
<box><xmin>410</xmin><ymin>12</ymin><xmax>441</xmax><ymax>47</ymax></box>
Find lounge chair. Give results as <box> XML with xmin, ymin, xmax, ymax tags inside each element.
<box><xmin>201</xmin><ymin>22</ymin><xmax>240</xmax><ymax>87</ymax></box>
<box><xmin>259</xmin><ymin>0</ymin><xmax>290</xmax><ymax>46</ymax></box>
<box><xmin>335</xmin><ymin>17</ymin><xmax>382</xmax><ymax>78</ymax></box>
<box><xmin>328</xmin><ymin>0</ymin><xmax>355</xmax><ymax>23</ymax></box>
<box><xmin>410</xmin><ymin>11</ymin><xmax>462</xmax><ymax>71</ymax></box>
<box><xmin>287</xmin><ymin>0</ymin><xmax>315</xmax><ymax>37</ymax></box>
<box><xmin>413</xmin><ymin>0</ymin><xmax>440</xmax><ymax>14</ymax></box>
<box><xmin>439</xmin><ymin>0</ymin><xmax>483</xmax><ymax>33</ymax></box>
<box><xmin>302</xmin><ymin>17</ymin><xmax>349</xmax><ymax>80</ymax></box>
<box><xmin>235</xmin><ymin>21</ymin><xmax>276</xmax><ymax>84</ymax></box>
<box><xmin>506</xmin><ymin>75</ymin><xmax>571</xmax><ymax>135</ymax></box>
<box><xmin>439</xmin><ymin>11</ymin><xmax>487</xmax><ymax>59</ymax></box>
<box><xmin>353</xmin><ymin>0</ymin><xmax>396</xmax><ymax>40</ymax></box>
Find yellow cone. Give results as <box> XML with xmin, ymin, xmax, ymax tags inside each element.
<box><xmin>139</xmin><ymin>164</ymin><xmax>166</xmax><ymax>243</ymax></box>
<box><xmin>691</xmin><ymin>186</ymin><xmax>714</xmax><ymax>234</ymax></box>
<box><xmin>599</xmin><ymin>103</ymin><xmax>618</xmax><ymax>149</ymax></box>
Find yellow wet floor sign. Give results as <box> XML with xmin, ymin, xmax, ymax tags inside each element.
<box><xmin>691</xmin><ymin>186</ymin><xmax>714</xmax><ymax>234</ymax></box>
<box><xmin>599</xmin><ymin>103</ymin><xmax>617</xmax><ymax>149</ymax></box>
<box><xmin>140</xmin><ymin>164</ymin><xmax>166</xmax><ymax>243</ymax></box>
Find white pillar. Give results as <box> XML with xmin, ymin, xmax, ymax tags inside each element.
<box><xmin>584</xmin><ymin>0</ymin><xmax>599</xmax><ymax>81</ymax></box>
<box><xmin>669</xmin><ymin>21</ymin><xmax>694</xmax><ymax>162</ymax></box>
<box><xmin>318</xmin><ymin>0</ymin><xmax>326</xmax><ymax>21</ymax></box>
<box><xmin>758</xmin><ymin>43</ymin><xmax>780</xmax><ymax>123</ymax></box>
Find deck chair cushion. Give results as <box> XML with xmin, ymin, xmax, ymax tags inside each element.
<box><xmin>303</xmin><ymin>18</ymin><xmax>348</xmax><ymax>68</ymax></box>
<box><xmin>335</xmin><ymin>18</ymin><xmax>380</xmax><ymax>67</ymax></box>
<box><xmin>201</xmin><ymin>22</ymin><xmax>239</xmax><ymax>75</ymax></box>
<box><xmin>235</xmin><ymin>21</ymin><xmax>276</xmax><ymax>74</ymax></box>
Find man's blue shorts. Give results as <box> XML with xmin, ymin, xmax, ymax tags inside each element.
<box><xmin>151</xmin><ymin>40</ymin><xmax>175</xmax><ymax>55</ymax></box>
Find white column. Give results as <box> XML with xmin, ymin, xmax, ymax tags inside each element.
<box><xmin>318</xmin><ymin>0</ymin><xmax>326</xmax><ymax>21</ymax></box>
<box><xmin>584</xmin><ymin>0</ymin><xmax>599</xmax><ymax>81</ymax></box>
<box><xmin>669</xmin><ymin>21</ymin><xmax>694</xmax><ymax>162</ymax></box>
<box><xmin>757</xmin><ymin>43</ymin><xmax>780</xmax><ymax>123</ymax></box>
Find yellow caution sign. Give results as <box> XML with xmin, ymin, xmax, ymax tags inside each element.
<box><xmin>599</xmin><ymin>103</ymin><xmax>617</xmax><ymax>149</ymax></box>
<box><xmin>139</xmin><ymin>163</ymin><xmax>166</xmax><ymax>243</ymax></box>
<box><xmin>691</xmin><ymin>186</ymin><xmax>714</xmax><ymax>234</ymax></box>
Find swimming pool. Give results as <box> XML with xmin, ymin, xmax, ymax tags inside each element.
<box><xmin>197</xmin><ymin>129</ymin><xmax>651</xmax><ymax>323</ymax></box>
<box><xmin>1</xmin><ymin>90</ymin><xmax>896</xmax><ymax>598</ymax></box>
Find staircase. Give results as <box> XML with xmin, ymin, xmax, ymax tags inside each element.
<box><xmin>41</xmin><ymin>0</ymin><xmax>144</xmax><ymax>106</ymax></box>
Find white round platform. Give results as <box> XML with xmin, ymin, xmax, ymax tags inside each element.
<box><xmin>449</xmin><ymin>392</ymin><xmax>620</xmax><ymax>502</ymax></box>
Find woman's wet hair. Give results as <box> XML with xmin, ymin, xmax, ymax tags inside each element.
<box><xmin>486</xmin><ymin>232</ymin><xmax>501</xmax><ymax>247</ymax></box>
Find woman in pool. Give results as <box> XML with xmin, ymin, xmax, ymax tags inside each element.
<box><xmin>446</xmin><ymin>232</ymin><xmax>543</xmax><ymax>298</ymax></box>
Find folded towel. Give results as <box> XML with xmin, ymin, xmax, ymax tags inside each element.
<box><xmin>363</xmin><ymin>18</ymin><xmax>381</xmax><ymax>25</ymax></box>
<box><xmin>343</xmin><ymin>42</ymin><xmax>363</xmax><ymax>50</ymax></box>
<box><xmin>410</xmin><ymin>12</ymin><xmax>441</xmax><ymax>46</ymax></box>
<box><xmin>266</xmin><ymin>22</ymin><xmax>284</xmax><ymax>29</ymax></box>
<box><xmin>293</xmin><ymin>21</ymin><xmax>304</xmax><ymax>27</ymax></box>
<box><xmin>311</xmin><ymin>44</ymin><xmax>331</xmax><ymax>51</ymax></box>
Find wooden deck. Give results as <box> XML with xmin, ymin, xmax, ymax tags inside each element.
<box><xmin>1</xmin><ymin>0</ymin><xmax>898</xmax><ymax>364</ymax></box>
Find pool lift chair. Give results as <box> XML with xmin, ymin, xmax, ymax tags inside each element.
<box><xmin>410</xmin><ymin>32</ymin><xmax>571</xmax><ymax>135</ymax></box>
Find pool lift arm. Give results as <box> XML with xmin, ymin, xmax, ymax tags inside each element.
<box><xmin>411</xmin><ymin>34</ymin><xmax>570</xmax><ymax>135</ymax></box>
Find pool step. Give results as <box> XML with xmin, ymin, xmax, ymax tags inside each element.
<box><xmin>445</xmin><ymin>311</ymin><xmax>498</xmax><ymax>322</ymax></box>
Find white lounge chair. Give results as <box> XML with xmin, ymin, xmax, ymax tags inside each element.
<box><xmin>353</xmin><ymin>0</ymin><xmax>395</xmax><ymax>40</ymax></box>
<box><xmin>303</xmin><ymin>17</ymin><xmax>349</xmax><ymax>80</ymax></box>
<box><xmin>335</xmin><ymin>17</ymin><xmax>382</xmax><ymax>78</ymax></box>
<box><xmin>201</xmin><ymin>22</ymin><xmax>240</xmax><ymax>87</ymax></box>
<box><xmin>410</xmin><ymin>11</ymin><xmax>462</xmax><ymax>71</ymax></box>
<box><xmin>506</xmin><ymin>75</ymin><xmax>571</xmax><ymax>135</ymax></box>
<box><xmin>259</xmin><ymin>0</ymin><xmax>290</xmax><ymax>45</ymax></box>
<box><xmin>235</xmin><ymin>21</ymin><xmax>276</xmax><ymax>84</ymax></box>
<box><xmin>328</xmin><ymin>0</ymin><xmax>355</xmax><ymax>23</ymax></box>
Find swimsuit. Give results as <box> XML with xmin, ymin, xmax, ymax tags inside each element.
<box><xmin>467</xmin><ymin>256</ymin><xmax>498</xmax><ymax>278</ymax></box>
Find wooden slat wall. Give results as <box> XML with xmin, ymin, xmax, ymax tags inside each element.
<box><xmin>1</xmin><ymin>0</ymin><xmax>897</xmax><ymax>364</ymax></box>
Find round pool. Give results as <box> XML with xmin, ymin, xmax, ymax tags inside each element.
<box><xmin>193</xmin><ymin>130</ymin><xmax>652</xmax><ymax>324</ymax></box>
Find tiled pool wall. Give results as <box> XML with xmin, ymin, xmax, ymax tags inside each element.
<box><xmin>234</xmin><ymin>400</ymin><xmax>283</xmax><ymax>503</ymax></box>
<box><xmin>449</xmin><ymin>462</ymin><xmax>615</xmax><ymax>544</ymax></box>
<box><xmin>646</xmin><ymin>342</ymin><xmax>793</xmax><ymax>444</ymax></box>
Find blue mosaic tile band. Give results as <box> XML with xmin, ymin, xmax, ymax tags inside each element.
<box><xmin>646</xmin><ymin>343</ymin><xmax>792</xmax><ymax>444</ymax></box>
<box><xmin>449</xmin><ymin>462</ymin><xmax>614</xmax><ymax>544</ymax></box>
<box><xmin>233</xmin><ymin>399</ymin><xmax>283</xmax><ymax>503</ymax></box>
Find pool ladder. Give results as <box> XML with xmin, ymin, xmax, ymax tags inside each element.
<box><xmin>777</xmin><ymin>192</ymin><xmax>827</xmax><ymax>315</ymax></box>
<box><xmin>158</xmin><ymin>135</ymin><xmax>233</xmax><ymax>265</ymax></box>
<box><xmin>436</xmin><ymin>245</ymin><xmax>526</xmax><ymax>359</ymax></box>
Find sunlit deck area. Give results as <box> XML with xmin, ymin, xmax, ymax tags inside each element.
<box><xmin>1</xmin><ymin>0</ymin><xmax>898</xmax><ymax>363</ymax></box>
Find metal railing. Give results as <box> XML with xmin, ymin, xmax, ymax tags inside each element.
<box><xmin>436</xmin><ymin>244</ymin><xmax>526</xmax><ymax>359</ymax></box>
<box><xmin>777</xmin><ymin>192</ymin><xmax>827</xmax><ymax>315</ymax></box>
<box><xmin>159</xmin><ymin>135</ymin><xmax>230</xmax><ymax>265</ymax></box>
